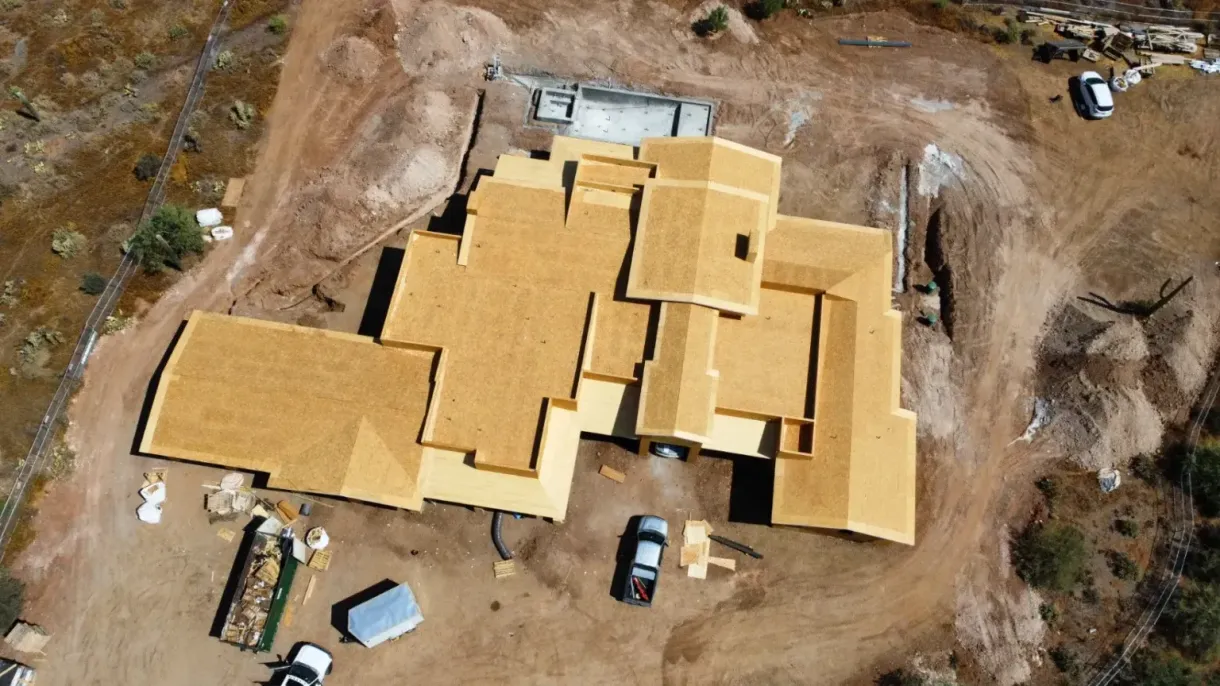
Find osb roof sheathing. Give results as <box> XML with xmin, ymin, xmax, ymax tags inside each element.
<box><xmin>636</xmin><ymin>303</ymin><xmax>720</xmax><ymax>442</ymax></box>
<box><xmin>640</xmin><ymin>136</ymin><xmax>782</xmax><ymax>228</ymax></box>
<box><xmin>141</xmin><ymin>312</ymin><xmax>436</xmax><ymax>509</ymax></box>
<box><xmin>715</xmin><ymin>287</ymin><xmax>816</xmax><ymax>419</ymax></box>
<box><xmin>626</xmin><ymin>180</ymin><xmax>769</xmax><ymax>315</ymax></box>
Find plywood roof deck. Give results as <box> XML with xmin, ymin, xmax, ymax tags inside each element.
<box><xmin>142</xmin><ymin>312</ymin><xmax>436</xmax><ymax>509</ymax></box>
<box><xmin>141</xmin><ymin>134</ymin><xmax>916</xmax><ymax>542</ymax></box>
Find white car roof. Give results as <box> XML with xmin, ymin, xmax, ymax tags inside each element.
<box><xmin>293</xmin><ymin>644</ymin><xmax>332</xmax><ymax>676</ymax></box>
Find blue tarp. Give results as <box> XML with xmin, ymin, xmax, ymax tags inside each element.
<box><xmin>347</xmin><ymin>583</ymin><xmax>424</xmax><ymax>648</ymax></box>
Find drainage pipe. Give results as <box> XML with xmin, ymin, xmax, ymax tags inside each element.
<box><xmin>491</xmin><ymin>511</ymin><xmax>513</xmax><ymax>560</ymax></box>
<box><xmin>837</xmin><ymin>38</ymin><xmax>912</xmax><ymax>48</ymax></box>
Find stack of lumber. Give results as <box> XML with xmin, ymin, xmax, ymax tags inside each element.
<box><xmin>1022</xmin><ymin>8</ymin><xmax>1203</xmax><ymax>59</ymax></box>
<box><xmin>678</xmin><ymin>521</ymin><xmax>735</xmax><ymax>579</ymax></box>
<box><xmin>1135</xmin><ymin>26</ymin><xmax>1203</xmax><ymax>54</ymax></box>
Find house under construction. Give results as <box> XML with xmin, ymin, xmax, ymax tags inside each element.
<box><xmin>141</xmin><ymin>135</ymin><xmax>918</xmax><ymax>544</ymax></box>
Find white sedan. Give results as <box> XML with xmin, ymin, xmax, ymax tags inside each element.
<box><xmin>1076</xmin><ymin>71</ymin><xmax>1114</xmax><ymax>119</ymax></box>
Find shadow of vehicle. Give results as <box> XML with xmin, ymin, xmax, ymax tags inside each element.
<box><xmin>608</xmin><ymin>515</ymin><xmax>643</xmax><ymax>601</ymax></box>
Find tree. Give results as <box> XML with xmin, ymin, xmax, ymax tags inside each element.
<box><xmin>1170</xmin><ymin>583</ymin><xmax>1220</xmax><ymax>658</ymax></box>
<box><xmin>80</xmin><ymin>272</ymin><xmax>106</xmax><ymax>296</ymax></box>
<box><xmin>0</xmin><ymin>567</ymin><xmax>24</xmax><ymax>631</ymax></box>
<box><xmin>876</xmin><ymin>668</ymin><xmax>925</xmax><ymax>686</ymax></box>
<box><xmin>1115</xmin><ymin>649</ymin><xmax>1200</xmax><ymax>686</ymax></box>
<box><xmin>1190</xmin><ymin>526</ymin><xmax>1220</xmax><ymax>583</ymax></box>
<box><xmin>745</xmin><ymin>0</ymin><xmax>785</xmax><ymax>20</ymax></box>
<box><xmin>693</xmin><ymin>6</ymin><xmax>730</xmax><ymax>36</ymax></box>
<box><xmin>133</xmin><ymin>153</ymin><xmax>160</xmax><ymax>181</ymax></box>
<box><xmin>1192</xmin><ymin>442</ymin><xmax>1220</xmax><ymax>517</ymax></box>
<box><xmin>125</xmin><ymin>204</ymin><xmax>205</xmax><ymax>272</ymax></box>
<box><xmin>1108</xmin><ymin>551</ymin><xmax>1140</xmax><ymax>580</ymax></box>
<box><xmin>1013</xmin><ymin>522</ymin><xmax>1089</xmax><ymax>591</ymax></box>
<box><xmin>1116</xmin><ymin>518</ymin><xmax>1140</xmax><ymax>537</ymax></box>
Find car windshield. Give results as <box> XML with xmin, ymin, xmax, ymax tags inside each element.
<box><xmin>1084</xmin><ymin>77</ymin><xmax>1105</xmax><ymax>87</ymax></box>
<box><xmin>285</xmin><ymin>663</ymin><xmax>320</xmax><ymax>685</ymax></box>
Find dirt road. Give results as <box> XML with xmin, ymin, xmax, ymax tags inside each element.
<box><xmin>11</xmin><ymin>1</ymin><xmax>1220</xmax><ymax>684</ymax></box>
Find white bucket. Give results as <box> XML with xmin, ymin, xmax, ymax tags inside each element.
<box><xmin>306</xmin><ymin>527</ymin><xmax>330</xmax><ymax>550</ymax></box>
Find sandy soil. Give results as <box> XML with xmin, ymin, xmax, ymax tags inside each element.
<box><xmin>9</xmin><ymin>1</ymin><xmax>1220</xmax><ymax>684</ymax></box>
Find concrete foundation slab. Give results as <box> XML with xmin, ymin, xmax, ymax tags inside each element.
<box><xmin>529</xmin><ymin>83</ymin><xmax>715</xmax><ymax>146</ymax></box>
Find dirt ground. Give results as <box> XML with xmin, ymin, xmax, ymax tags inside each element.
<box><xmin>8</xmin><ymin>1</ymin><xmax>1220</xmax><ymax>684</ymax></box>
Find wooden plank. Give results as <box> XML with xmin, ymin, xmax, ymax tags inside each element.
<box><xmin>493</xmin><ymin>559</ymin><xmax>517</xmax><ymax>578</ymax></box>
<box><xmin>598</xmin><ymin>465</ymin><xmax>626</xmax><ymax>483</ymax></box>
<box><xmin>276</xmin><ymin>500</ymin><xmax>299</xmax><ymax>524</ymax></box>
<box><xmin>221</xmin><ymin>177</ymin><xmax>246</xmax><ymax>208</ymax></box>
<box><xmin>679</xmin><ymin>543</ymin><xmax>701</xmax><ymax>567</ymax></box>
<box><xmin>708</xmin><ymin>556</ymin><xmax>737</xmax><ymax>571</ymax></box>
<box><xmin>216</xmin><ymin>528</ymin><xmax>236</xmax><ymax>543</ymax></box>
<box><xmin>303</xmin><ymin>575</ymin><xmax>317</xmax><ymax>606</ymax></box>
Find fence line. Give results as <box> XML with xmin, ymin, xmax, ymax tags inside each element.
<box><xmin>0</xmin><ymin>0</ymin><xmax>235</xmax><ymax>560</ymax></box>
<box><xmin>1083</xmin><ymin>358</ymin><xmax>1220</xmax><ymax>684</ymax></box>
<box><xmin>964</xmin><ymin>0</ymin><xmax>1220</xmax><ymax>26</ymax></box>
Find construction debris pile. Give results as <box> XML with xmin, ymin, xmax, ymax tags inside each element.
<box><xmin>136</xmin><ymin>471</ymin><xmax>167</xmax><ymax>524</ymax></box>
<box><xmin>221</xmin><ymin>536</ymin><xmax>284</xmax><ymax>649</ymax></box>
<box><xmin>1022</xmin><ymin>8</ymin><xmax>1220</xmax><ymax>74</ymax></box>
<box><xmin>679</xmin><ymin>520</ymin><xmax>737</xmax><ymax>579</ymax></box>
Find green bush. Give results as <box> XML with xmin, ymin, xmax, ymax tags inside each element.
<box><xmin>1192</xmin><ymin>442</ymin><xmax>1220</xmax><ymax>517</ymax></box>
<box><xmin>1190</xmin><ymin>526</ymin><xmax>1220</xmax><ymax>583</ymax></box>
<box><xmin>745</xmin><ymin>0</ymin><xmax>785</xmax><ymax>20</ymax></box>
<box><xmin>229</xmin><ymin>100</ymin><xmax>255</xmax><ymax>129</ymax></box>
<box><xmin>1131</xmin><ymin>453</ymin><xmax>1160</xmax><ymax>482</ymax></box>
<box><xmin>1039</xmin><ymin>601</ymin><xmax>1057</xmax><ymax>623</ymax></box>
<box><xmin>80</xmin><ymin>272</ymin><xmax>106</xmax><ymax>296</ymax></box>
<box><xmin>694</xmin><ymin>6</ymin><xmax>730</xmax><ymax>35</ymax></box>
<box><xmin>1116</xmin><ymin>649</ymin><xmax>1200</xmax><ymax>686</ymax></box>
<box><xmin>1050</xmin><ymin>645</ymin><xmax>1080</xmax><ymax>675</ymax></box>
<box><xmin>133</xmin><ymin>153</ymin><xmax>160</xmax><ymax>181</ymax></box>
<box><xmin>1036</xmin><ymin>475</ymin><xmax>1058</xmax><ymax>501</ymax></box>
<box><xmin>1108</xmin><ymin>551</ymin><xmax>1140</xmax><ymax>580</ymax></box>
<box><xmin>134</xmin><ymin>52</ymin><xmax>156</xmax><ymax>70</ymax></box>
<box><xmin>267</xmin><ymin>14</ymin><xmax>288</xmax><ymax>35</ymax></box>
<box><xmin>1014</xmin><ymin>523</ymin><xmax>1088</xmax><ymax>591</ymax></box>
<box><xmin>169</xmin><ymin>24</ymin><xmax>188</xmax><ymax>40</ymax></box>
<box><xmin>876</xmin><ymin>668</ymin><xmax>925</xmax><ymax>686</ymax></box>
<box><xmin>125</xmin><ymin>204</ymin><xmax>205</xmax><ymax>272</ymax></box>
<box><xmin>932</xmin><ymin>0</ymin><xmax>949</xmax><ymax>8</ymax></box>
<box><xmin>0</xmin><ymin>568</ymin><xmax>24</xmax><ymax>631</ymax></box>
<box><xmin>993</xmin><ymin>18</ymin><xmax>1021</xmax><ymax>44</ymax></box>
<box><xmin>1171</xmin><ymin>583</ymin><xmax>1220</xmax><ymax>658</ymax></box>
<box><xmin>1116</xmin><ymin>518</ymin><xmax>1140</xmax><ymax>537</ymax></box>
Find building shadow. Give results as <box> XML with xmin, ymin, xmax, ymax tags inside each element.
<box><xmin>727</xmin><ymin>455</ymin><xmax>775</xmax><ymax>525</ymax></box>
<box><xmin>330</xmin><ymin>578</ymin><xmax>400</xmax><ymax>643</ymax></box>
<box><xmin>427</xmin><ymin>169</ymin><xmax>492</xmax><ymax>235</ymax></box>
<box><xmin>358</xmin><ymin>247</ymin><xmax>404</xmax><ymax>338</ymax></box>
<box><xmin>131</xmin><ymin>319</ymin><xmax>187</xmax><ymax>456</ymax></box>
<box><xmin>209</xmin><ymin>527</ymin><xmax>258</xmax><ymax>639</ymax></box>
<box><xmin>608</xmin><ymin>514</ymin><xmax>643</xmax><ymax>601</ymax></box>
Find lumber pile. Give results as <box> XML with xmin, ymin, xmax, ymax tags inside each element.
<box><xmin>1021</xmin><ymin>9</ymin><xmax>1203</xmax><ymax>60</ymax></box>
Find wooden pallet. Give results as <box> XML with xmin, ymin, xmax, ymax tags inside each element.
<box><xmin>308</xmin><ymin>549</ymin><xmax>332</xmax><ymax>571</ymax></box>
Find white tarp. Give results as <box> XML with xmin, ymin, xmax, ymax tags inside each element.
<box><xmin>348</xmin><ymin>583</ymin><xmax>423</xmax><ymax>648</ymax></box>
<box><xmin>196</xmin><ymin>208</ymin><xmax>223</xmax><ymax>228</ymax></box>
<box><xmin>211</xmin><ymin>226</ymin><xmax>234</xmax><ymax>241</ymax></box>
<box><xmin>1099</xmin><ymin>467</ymin><xmax>1122</xmax><ymax>493</ymax></box>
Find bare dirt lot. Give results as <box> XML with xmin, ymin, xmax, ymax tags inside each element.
<box><xmin>8</xmin><ymin>1</ymin><xmax>1220</xmax><ymax>684</ymax></box>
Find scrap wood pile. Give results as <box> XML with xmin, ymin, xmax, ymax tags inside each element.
<box><xmin>1021</xmin><ymin>7</ymin><xmax>1216</xmax><ymax>69</ymax></box>
<box><xmin>223</xmin><ymin>537</ymin><xmax>282</xmax><ymax>648</ymax></box>
<box><xmin>679</xmin><ymin>520</ymin><xmax>736</xmax><ymax>579</ymax></box>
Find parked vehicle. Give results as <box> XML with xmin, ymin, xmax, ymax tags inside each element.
<box><xmin>280</xmin><ymin>643</ymin><xmax>333</xmax><ymax>686</ymax></box>
<box><xmin>619</xmin><ymin>515</ymin><xmax>668</xmax><ymax>607</ymax></box>
<box><xmin>1076</xmin><ymin>71</ymin><xmax>1114</xmax><ymax>119</ymax></box>
<box><xmin>347</xmin><ymin>582</ymin><xmax>424</xmax><ymax>648</ymax></box>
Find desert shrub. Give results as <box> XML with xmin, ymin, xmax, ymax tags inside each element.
<box><xmin>694</xmin><ymin>6</ymin><xmax>730</xmax><ymax>35</ymax></box>
<box><xmin>133</xmin><ymin>153</ymin><xmax>160</xmax><ymax>181</ymax></box>
<box><xmin>1049</xmin><ymin>645</ymin><xmax>1080</xmax><ymax>675</ymax></box>
<box><xmin>134</xmin><ymin>52</ymin><xmax>155</xmax><ymax>70</ymax></box>
<box><xmin>51</xmin><ymin>227</ymin><xmax>86</xmax><ymax>258</ymax></box>
<box><xmin>1190</xmin><ymin>526</ymin><xmax>1220</xmax><ymax>583</ymax></box>
<box><xmin>214</xmin><ymin>49</ymin><xmax>234</xmax><ymax>70</ymax></box>
<box><xmin>125</xmin><ymin>204</ymin><xmax>204</xmax><ymax>272</ymax></box>
<box><xmin>1036</xmin><ymin>475</ymin><xmax>1059</xmax><ymax>503</ymax></box>
<box><xmin>268</xmin><ymin>14</ymin><xmax>288</xmax><ymax>34</ymax></box>
<box><xmin>745</xmin><ymin>0</ymin><xmax>785</xmax><ymax>20</ymax></box>
<box><xmin>1082</xmin><ymin>584</ymin><xmax>1100</xmax><ymax>604</ymax></box>
<box><xmin>993</xmin><ymin>17</ymin><xmax>1021</xmax><ymax>44</ymax></box>
<box><xmin>229</xmin><ymin>100</ymin><xmax>255</xmax><ymax>129</ymax></box>
<box><xmin>1013</xmin><ymin>522</ymin><xmax>1088</xmax><ymax>591</ymax></box>
<box><xmin>0</xmin><ymin>279</ymin><xmax>21</xmax><ymax>307</ymax></box>
<box><xmin>47</xmin><ymin>442</ymin><xmax>76</xmax><ymax>480</ymax></box>
<box><xmin>20</xmin><ymin>326</ymin><xmax>64</xmax><ymax>363</ymax></box>
<box><xmin>1116</xmin><ymin>518</ymin><xmax>1140</xmax><ymax>537</ymax></box>
<box><xmin>932</xmin><ymin>0</ymin><xmax>949</xmax><ymax>8</ymax></box>
<box><xmin>1116</xmin><ymin>649</ymin><xmax>1200</xmax><ymax>686</ymax></box>
<box><xmin>1131</xmin><ymin>453</ymin><xmax>1160</xmax><ymax>482</ymax></box>
<box><xmin>169</xmin><ymin>24</ymin><xmax>188</xmax><ymax>40</ymax></box>
<box><xmin>1020</xmin><ymin>27</ymin><xmax>1037</xmax><ymax>44</ymax></box>
<box><xmin>1170</xmin><ymin>583</ymin><xmax>1220</xmax><ymax>658</ymax></box>
<box><xmin>80</xmin><ymin>272</ymin><xmax>106</xmax><ymax>295</ymax></box>
<box><xmin>109</xmin><ymin>0</ymin><xmax>127</xmax><ymax>8</ymax></box>
<box><xmin>876</xmin><ymin>668</ymin><xmax>925</xmax><ymax>686</ymax></box>
<box><xmin>1192</xmin><ymin>442</ymin><xmax>1220</xmax><ymax>517</ymax></box>
<box><xmin>0</xmin><ymin>568</ymin><xmax>25</xmax><ymax>631</ymax></box>
<box><xmin>1108</xmin><ymin>551</ymin><xmax>1140</xmax><ymax>580</ymax></box>
<box><xmin>102</xmin><ymin>311</ymin><xmax>132</xmax><ymax>335</ymax></box>
<box><xmin>1039</xmin><ymin>601</ymin><xmax>1057</xmax><ymax>623</ymax></box>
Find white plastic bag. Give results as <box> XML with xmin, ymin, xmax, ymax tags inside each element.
<box><xmin>139</xmin><ymin>481</ymin><xmax>166</xmax><ymax>504</ymax></box>
<box><xmin>137</xmin><ymin>501</ymin><xmax>163</xmax><ymax>524</ymax></box>
<box><xmin>196</xmin><ymin>208</ymin><xmax>223</xmax><ymax>228</ymax></box>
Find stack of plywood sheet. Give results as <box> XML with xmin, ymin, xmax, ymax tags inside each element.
<box><xmin>680</xmin><ymin>520</ymin><xmax>711</xmax><ymax>579</ymax></box>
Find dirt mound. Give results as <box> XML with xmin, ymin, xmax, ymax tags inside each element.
<box><xmin>1036</xmin><ymin>292</ymin><xmax>1218</xmax><ymax>469</ymax></box>
<box><xmin>391</xmin><ymin>1</ymin><xmax>512</xmax><ymax>75</ymax></box>
<box><xmin>322</xmin><ymin>36</ymin><xmax>384</xmax><ymax>83</ymax></box>
<box><xmin>232</xmin><ymin>86</ymin><xmax>478</xmax><ymax>315</ymax></box>
<box><xmin>688</xmin><ymin>0</ymin><xmax>759</xmax><ymax>45</ymax></box>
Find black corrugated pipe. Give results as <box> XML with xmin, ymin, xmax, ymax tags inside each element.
<box><xmin>491</xmin><ymin>511</ymin><xmax>513</xmax><ymax>560</ymax></box>
<box><xmin>837</xmin><ymin>38</ymin><xmax>912</xmax><ymax>48</ymax></box>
